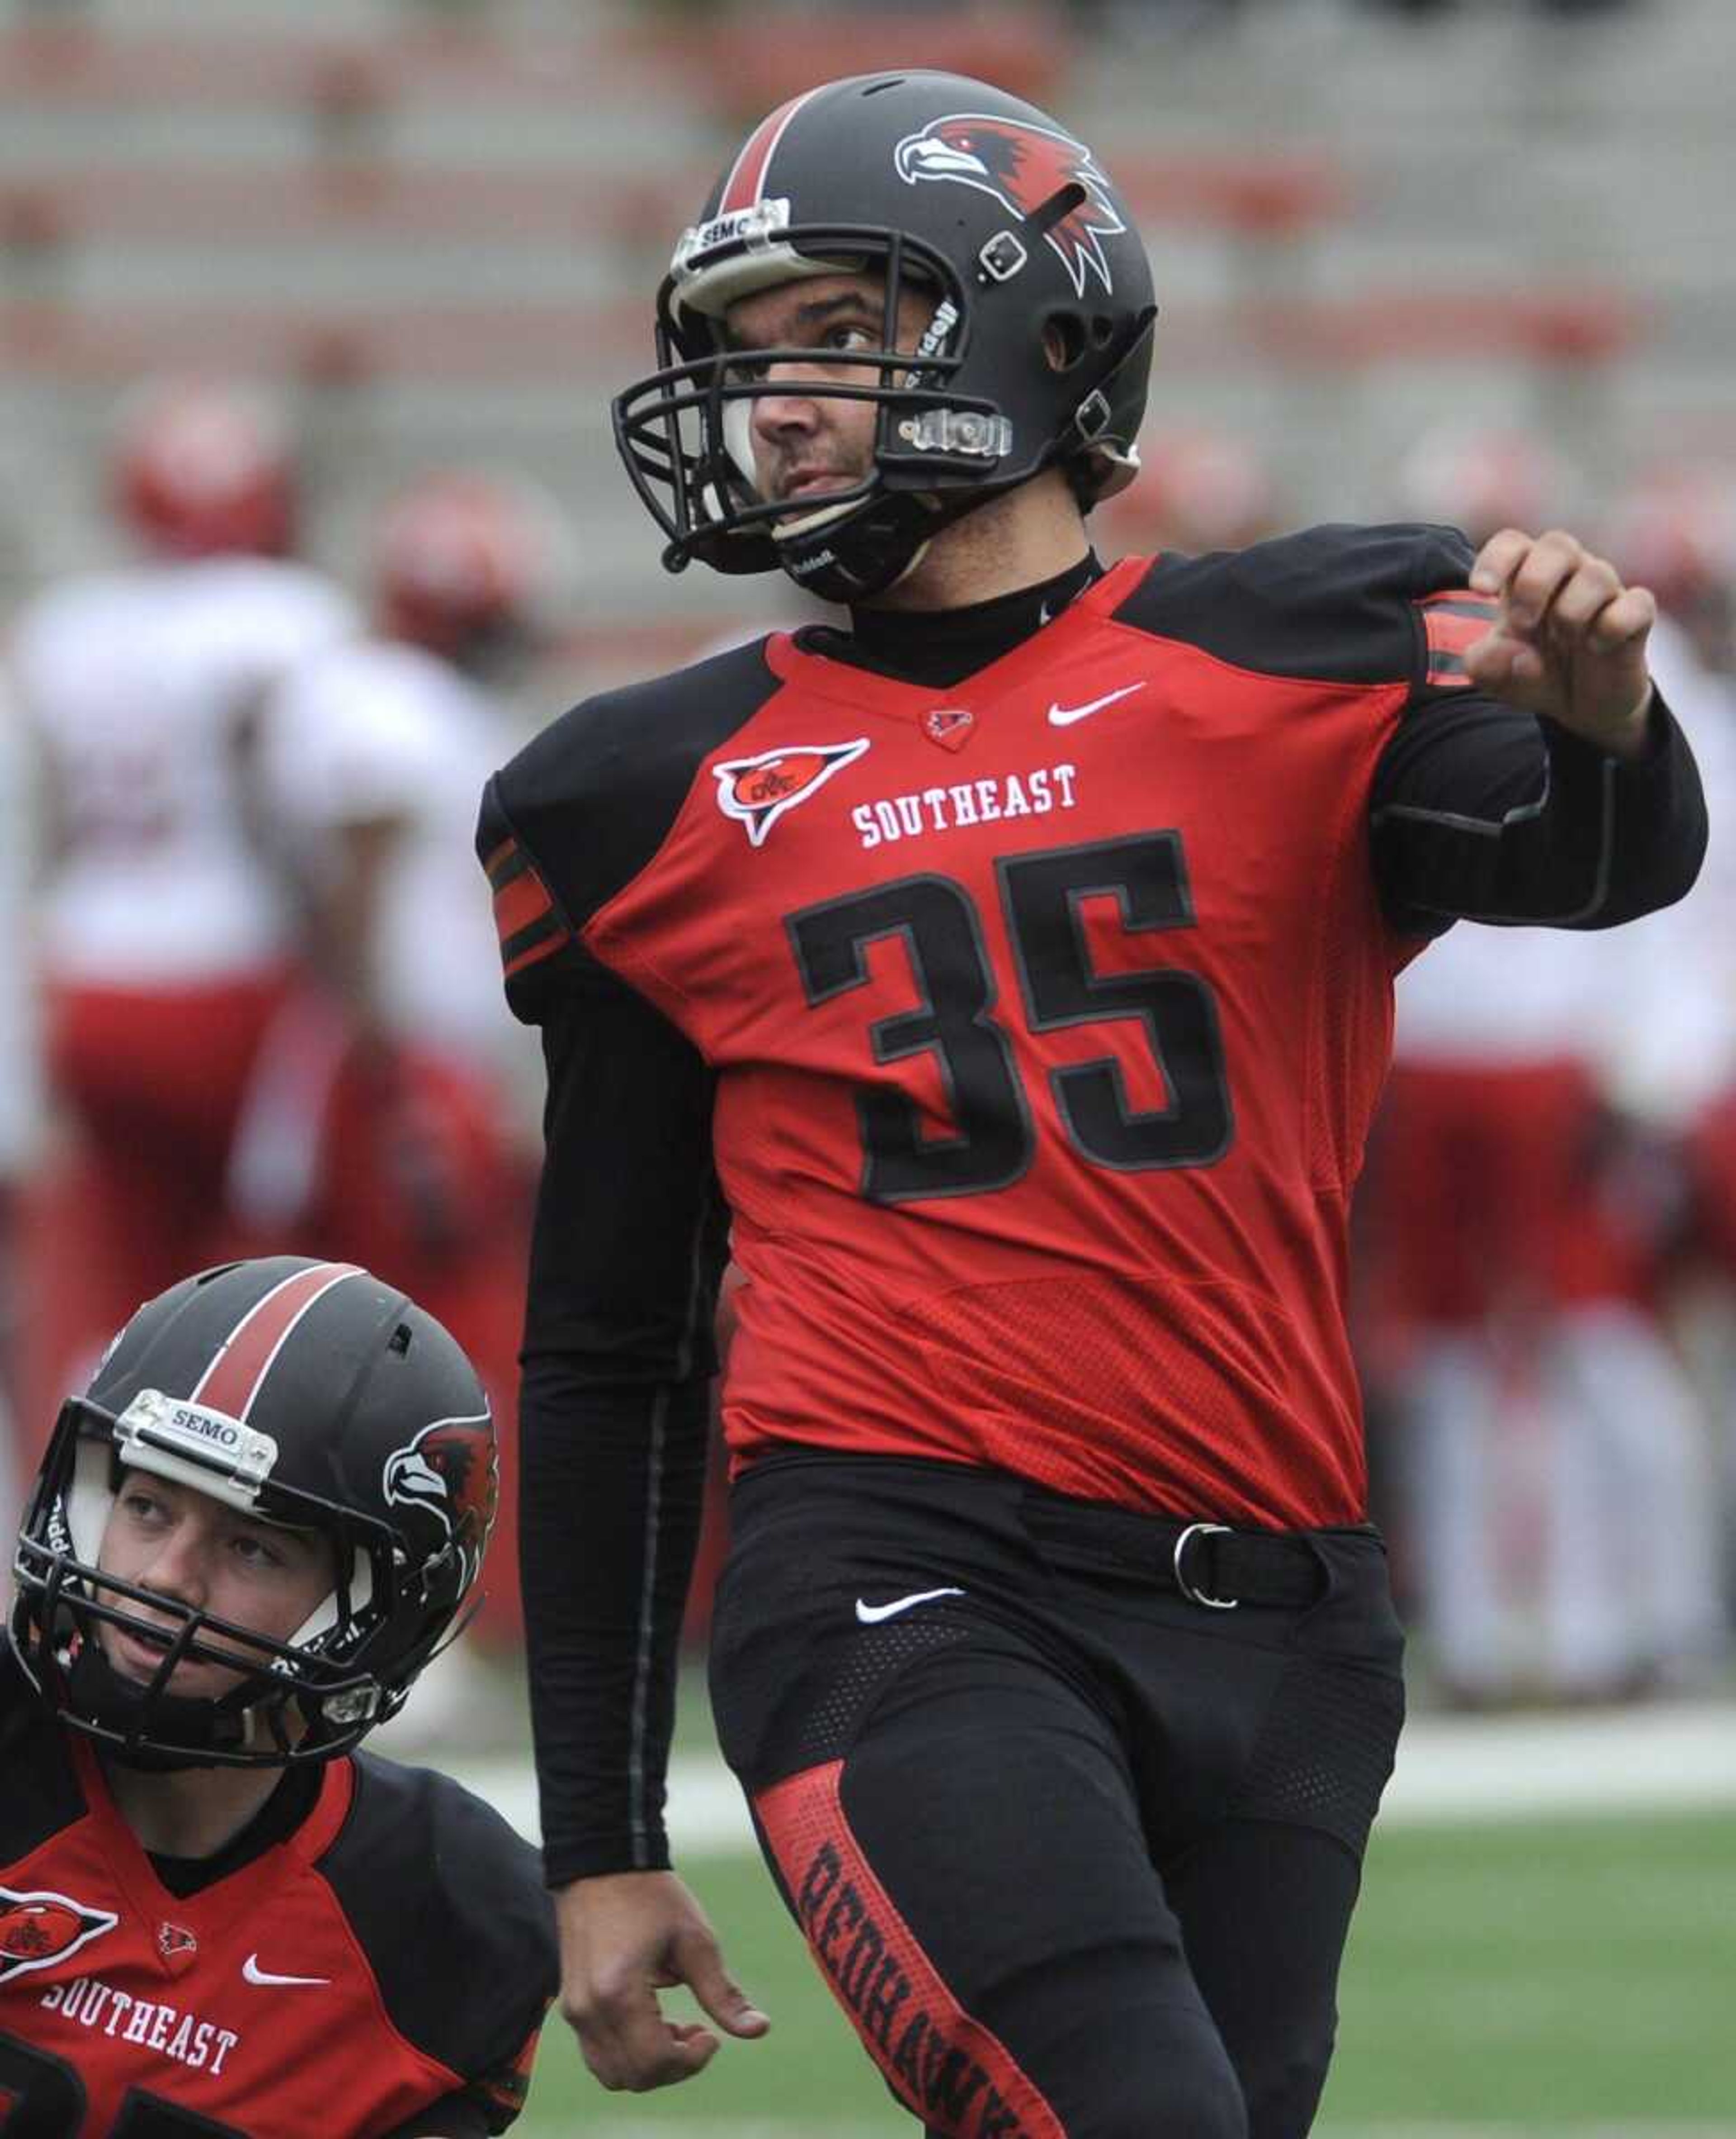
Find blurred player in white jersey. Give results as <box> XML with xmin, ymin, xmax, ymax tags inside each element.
<box><xmin>8</xmin><ymin>377</ymin><xmax>360</xmax><ymax>1445</ymax></box>
<box><xmin>1606</xmin><ymin>468</ymin><xmax>1736</xmax><ymax>1607</ymax></box>
<box><xmin>237</xmin><ymin>469</ymin><xmax>566</xmax><ymax>1653</ymax></box>
<box><xmin>0</xmin><ymin>667</ymin><xmax>44</xmax><ymax>1534</ymax></box>
<box><xmin>1370</xmin><ymin>431</ymin><xmax>1727</xmax><ymax>1701</ymax></box>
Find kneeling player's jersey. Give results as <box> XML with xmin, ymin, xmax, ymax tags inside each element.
<box><xmin>0</xmin><ymin>1657</ymin><xmax>555</xmax><ymax>2137</ymax></box>
<box><xmin>482</xmin><ymin>525</ymin><xmax>1703</xmax><ymax>1531</ymax></box>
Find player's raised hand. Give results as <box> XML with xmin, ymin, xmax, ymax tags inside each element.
<box><xmin>1464</xmin><ymin>527</ymin><xmax>1657</xmax><ymax>760</ymax></box>
<box><xmin>553</xmin><ymin>1870</ymin><xmax>769</xmax><ymax>2092</ymax></box>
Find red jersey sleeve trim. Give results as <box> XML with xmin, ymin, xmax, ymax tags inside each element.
<box><xmin>292</xmin><ymin>1755</ymin><xmax>357</xmax><ymax>1864</ymax></box>
<box><xmin>486</xmin><ymin>834</ymin><xmax>573</xmax><ymax>979</ymax></box>
<box><xmin>1416</xmin><ymin>589</ymin><xmax>1498</xmax><ymax>687</ymax></box>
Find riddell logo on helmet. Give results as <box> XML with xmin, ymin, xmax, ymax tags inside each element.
<box><xmin>713</xmin><ymin>739</ymin><xmax>871</xmax><ymax>847</ymax></box>
<box><xmin>893</xmin><ymin>114</ymin><xmax>1125</xmax><ymax>298</ymax></box>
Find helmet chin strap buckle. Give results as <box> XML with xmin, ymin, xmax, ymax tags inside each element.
<box><xmin>1074</xmin><ymin>389</ymin><xmax>1112</xmax><ymax>443</ymax></box>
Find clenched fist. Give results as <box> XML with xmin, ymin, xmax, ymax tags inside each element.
<box><xmin>1464</xmin><ymin>527</ymin><xmax>1657</xmax><ymax>760</ymax></box>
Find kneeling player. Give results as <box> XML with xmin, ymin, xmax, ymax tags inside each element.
<box><xmin>2</xmin><ymin>1256</ymin><xmax>557</xmax><ymax>2136</ymax></box>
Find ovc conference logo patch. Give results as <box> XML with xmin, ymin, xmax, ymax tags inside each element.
<box><xmin>713</xmin><ymin>739</ymin><xmax>871</xmax><ymax>848</ymax></box>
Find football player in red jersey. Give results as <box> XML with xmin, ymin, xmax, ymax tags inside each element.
<box><xmin>478</xmin><ymin>71</ymin><xmax>1707</xmax><ymax>2139</ymax></box>
<box><xmin>1</xmin><ymin>1257</ymin><xmax>557</xmax><ymax>2137</ymax></box>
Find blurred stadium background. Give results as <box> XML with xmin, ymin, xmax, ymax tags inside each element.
<box><xmin>3</xmin><ymin>0</ymin><xmax>1735</xmax><ymax>2131</ymax></box>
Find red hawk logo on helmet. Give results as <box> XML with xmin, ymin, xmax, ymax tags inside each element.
<box><xmin>0</xmin><ymin>1888</ymin><xmax>118</xmax><ymax>1983</ymax></box>
<box><xmin>894</xmin><ymin>114</ymin><xmax>1126</xmax><ymax>299</ymax></box>
<box><xmin>383</xmin><ymin>1414</ymin><xmax>498</xmax><ymax>1585</ymax></box>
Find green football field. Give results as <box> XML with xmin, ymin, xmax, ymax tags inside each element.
<box><xmin>514</xmin><ymin>1806</ymin><xmax>1736</xmax><ymax>2136</ymax></box>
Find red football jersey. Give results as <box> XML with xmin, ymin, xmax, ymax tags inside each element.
<box><xmin>485</xmin><ymin>522</ymin><xmax>1706</xmax><ymax>1880</ymax></box>
<box><xmin>0</xmin><ymin>1671</ymin><xmax>552</xmax><ymax>2138</ymax></box>
<box><xmin>493</xmin><ymin>540</ymin><xmax>1474</xmax><ymax>1527</ymax></box>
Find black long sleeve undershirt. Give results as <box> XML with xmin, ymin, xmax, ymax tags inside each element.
<box><xmin>516</xmin><ymin>623</ymin><xmax>1706</xmax><ymax>1887</ymax></box>
<box><xmin>518</xmin><ymin>989</ymin><xmax>727</xmax><ymax>1884</ymax></box>
<box><xmin>1370</xmin><ymin>687</ymin><xmax>1705</xmax><ymax>935</ymax></box>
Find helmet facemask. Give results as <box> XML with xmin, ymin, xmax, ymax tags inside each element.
<box><xmin>611</xmin><ymin>73</ymin><xmax>1160</xmax><ymax>604</ymax></box>
<box><xmin>616</xmin><ymin>223</ymin><xmax>1025</xmax><ymax>602</ymax></box>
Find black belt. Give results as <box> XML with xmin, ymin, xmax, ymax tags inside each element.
<box><xmin>1020</xmin><ymin>1493</ymin><xmax>1326</xmax><ymax>1610</ymax></box>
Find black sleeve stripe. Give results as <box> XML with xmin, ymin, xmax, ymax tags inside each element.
<box><xmin>484</xmin><ymin>831</ymin><xmax>574</xmax><ymax>981</ymax></box>
<box><xmin>624</xmin><ymin>1185</ymin><xmax>727</xmax><ymax>1867</ymax></box>
<box><xmin>481</xmin><ymin>835</ymin><xmax>519</xmax><ymax>885</ymax></box>
<box><xmin>1418</xmin><ymin>594</ymin><xmax>1499</xmax><ymax>622</ymax></box>
<box><xmin>627</xmin><ymin>1387</ymin><xmax>673</xmax><ymax>1869</ymax></box>
<box><xmin>1416</xmin><ymin>588</ymin><xmax>1499</xmax><ymax>690</ymax></box>
<box><xmin>501</xmin><ymin>911</ymin><xmax>568</xmax><ymax>982</ymax></box>
<box><xmin>1369</xmin><ymin>754</ymin><xmax>1552</xmax><ymax>839</ymax></box>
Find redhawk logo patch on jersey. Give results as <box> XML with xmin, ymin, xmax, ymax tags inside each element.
<box><xmin>0</xmin><ymin>1886</ymin><xmax>118</xmax><ymax>1983</ymax></box>
<box><xmin>158</xmin><ymin>1920</ymin><xmax>199</xmax><ymax>1970</ymax></box>
<box><xmin>894</xmin><ymin>114</ymin><xmax>1126</xmax><ymax>298</ymax></box>
<box><xmin>922</xmin><ymin>708</ymin><xmax>975</xmax><ymax>753</ymax></box>
<box><xmin>713</xmin><ymin>739</ymin><xmax>870</xmax><ymax>847</ymax></box>
<box><xmin>383</xmin><ymin>1413</ymin><xmax>498</xmax><ymax>1585</ymax></box>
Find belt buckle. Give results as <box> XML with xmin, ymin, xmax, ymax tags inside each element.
<box><xmin>1173</xmin><ymin>1521</ymin><xmax>1239</xmax><ymax>1610</ymax></box>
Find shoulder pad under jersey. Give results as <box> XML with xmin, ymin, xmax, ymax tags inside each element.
<box><xmin>476</xmin><ymin>636</ymin><xmax>783</xmax><ymax>1016</ymax></box>
<box><xmin>318</xmin><ymin>1752</ymin><xmax>558</xmax><ymax>2095</ymax></box>
<box><xmin>1110</xmin><ymin>520</ymin><xmax>1489</xmax><ymax>696</ymax></box>
<box><xmin>0</xmin><ymin>1649</ymin><xmax>85</xmax><ymax>1869</ymax></box>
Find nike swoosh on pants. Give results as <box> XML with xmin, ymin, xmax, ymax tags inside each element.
<box><xmin>854</xmin><ymin>1587</ymin><xmax>966</xmax><ymax>1624</ymax></box>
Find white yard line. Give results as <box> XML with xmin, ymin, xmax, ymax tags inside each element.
<box><xmin>1385</xmin><ymin>1700</ymin><xmax>1736</xmax><ymax>1823</ymax></box>
<box><xmin>560</xmin><ymin>2125</ymin><xmax>1736</xmax><ymax>2138</ymax></box>
<box><xmin>450</xmin><ymin>1698</ymin><xmax>1736</xmax><ymax>1855</ymax></box>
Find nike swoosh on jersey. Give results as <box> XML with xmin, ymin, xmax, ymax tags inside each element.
<box><xmin>854</xmin><ymin>1586</ymin><xmax>967</xmax><ymax>1624</ymax></box>
<box><xmin>1047</xmin><ymin>681</ymin><xmax>1146</xmax><ymax>727</ymax></box>
<box><xmin>242</xmin><ymin>1954</ymin><xmax>331</xmax><ymax>1987</ymax></box>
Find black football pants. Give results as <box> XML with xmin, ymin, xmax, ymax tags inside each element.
<box><xmin>708</xmin><ymin>1454</ymin><xmax>1406</xmax><ymax>2139</ymax></box>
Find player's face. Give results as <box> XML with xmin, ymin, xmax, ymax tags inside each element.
<box><xmin>723</xmin><ymin>272</ymin><xmax>934</xmax><ymax>508</ymax></box>
<box><xmin>95</xmin><ymin>1469</ymin><xmax>335</xmax><ymax>1698</ymax></box>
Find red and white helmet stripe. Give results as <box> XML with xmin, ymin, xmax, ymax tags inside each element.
<box><xmin>189</xmin><ymin>1262</ymin><xmax>364</xmax><ymax>1424</ymax></box>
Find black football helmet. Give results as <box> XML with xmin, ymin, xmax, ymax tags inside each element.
<box><xmin>10</xmin><ymin>1258</ymin><xmax>498</xmax><ymax>1769</ymax></box>
<box><xmin>613</xmin><ymin>70</ymin><xmax>1158</xmax><ymax>603</ymax></box>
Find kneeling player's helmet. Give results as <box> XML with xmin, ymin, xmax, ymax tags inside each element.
<box><xmin>10</xmin><ymin>1258</ymin><xmax>497</xmax><ymax>1768</ymax></box>
<box><xmin>613</xmin><ymin>70</ymin><xmax>1158</xmax><ymax>602</ymax></box>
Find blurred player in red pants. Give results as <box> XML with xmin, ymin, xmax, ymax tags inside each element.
<box><xmin>8</xmin><ymin>377</ymin><xmax>360</xmax><ymax>1450</ymax></box>
<box><xmin>1369</xmin><ymin>430</ymin><xmax>1727</xmax><ymax>1703</ymax></box>
<box><xmin>233</xmin><ymin>470</ymin><xmax>566</xmax><ymax>1650</ymax></box>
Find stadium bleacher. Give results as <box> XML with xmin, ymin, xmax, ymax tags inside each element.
<box><xmin>4</xmin><ymin>0</ymin><xmax>1732</xmax><ymax>670</ymax></box>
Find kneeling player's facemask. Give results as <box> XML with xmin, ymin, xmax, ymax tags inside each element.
<box><xmin>10</xmin><ymin>1258</ymin><xmax>497</xmax><ymax>1770</ymax></box>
